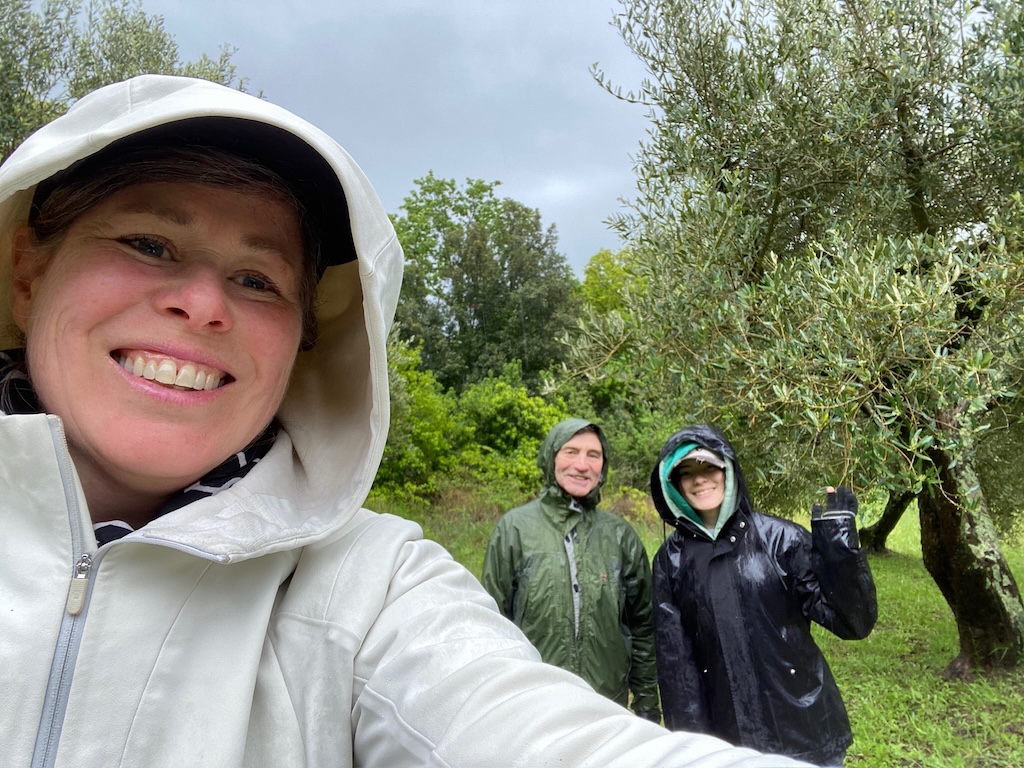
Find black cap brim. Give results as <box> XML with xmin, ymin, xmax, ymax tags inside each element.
<box><xmin>30</xmin><ymin>116</ymin><xmax>357</xmax><ymax>279</ymax></box>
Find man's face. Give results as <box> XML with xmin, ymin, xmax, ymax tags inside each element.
<box><xmin>553</xmin><ymin>430</ymin><xmax>604</xmax><ymax>498</ymax></box>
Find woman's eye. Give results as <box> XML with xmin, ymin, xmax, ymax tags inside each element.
<box><xmin>122</xmin><ymin>236</ymin><xmax>169</xmax><ymax>259</ymax></box>
<box><xmin>235</xmin><ymin>273</ymin><xmax>274</xmax><ymax>292</ymax></box>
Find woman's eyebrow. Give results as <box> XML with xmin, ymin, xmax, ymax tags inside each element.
<box><xmin>112</xmin><ymin>201</ymin><xmax>296</xmax><ymax>262</ymax></box>
<box><xmin>114</xmin><ymin>200</ymin><xmax>194</xmax><ymax>227</ymax></box>
<box><xmin>240</xmin><ymin>234</ymin><xmax>297</xmax><ymax>260</ymax></box>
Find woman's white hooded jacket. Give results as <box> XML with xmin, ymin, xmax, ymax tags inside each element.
<box><xmin>0</xmin><ymin>75</ymin><xmax>810</xmax><ymax>768</ymax></box>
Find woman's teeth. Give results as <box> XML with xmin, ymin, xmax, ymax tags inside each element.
<box><xmin>118</xmin><ymin>354</ymin><xmax>225</xmax><ymax>391</ymax></box>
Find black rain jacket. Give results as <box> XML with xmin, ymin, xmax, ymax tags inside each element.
<box><xmin>650</xmin><ymin>424</ymin><xmax>877</xmax><ymax>765</ymax></box>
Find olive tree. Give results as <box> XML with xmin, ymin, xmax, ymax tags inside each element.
<box><xmin>2</xmin><ymin>0</ymin><xmax>242</xmax><ymax>162</ymax></box>
<box><xmin>575</xmin><ymin>0</ymin><xmax>1024</xmax><ymax>674</ymax></box>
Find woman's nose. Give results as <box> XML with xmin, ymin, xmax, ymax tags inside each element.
<box><xmin>158</xmin><ymin>262</ymin><xmax>234</xmax><ymax>331</ymax></box>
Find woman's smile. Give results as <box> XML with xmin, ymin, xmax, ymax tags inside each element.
<box><xmin>12</xmin><ymin>181</ymin><xmax>305</xmax><ymax>511</ymax></box>
<box><xmin>116</xmin><ymin>350</ymin><xmax>229</xmax><ymax>391</ymax></box>
<box><xmin>678</xmin><ymin>464</ymin><xmax>726</xmax><ymax>514</ymax></box>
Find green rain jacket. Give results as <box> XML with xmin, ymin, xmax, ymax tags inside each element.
<box><xmin>482</xmin><ymin>419</ymin><xmax>660</xmax><ymax>718</ymax></box>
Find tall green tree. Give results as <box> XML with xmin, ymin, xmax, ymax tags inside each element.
<box><xmin>392</xmin><ymin>172</ymin><xmax>582</xmax><ymax>393</ymax></box>
<box><xmin>577</xmin><ymin>0</ymin><xmax>1024</xmax><ymax>673</ymax></box>
<box><xmin>2</xmin><ymin>0</ymin><xmax>242</xmax><ymax>162</ymax></box>
<box><xmin>555</xmin><ymin>247</ymin><xmax>667</xmax><ymax>489</ymax></box>
<box><xmin>582</xmin><ymin>248</ymin><xmax>633</xmax><ymax>314</ymax></box>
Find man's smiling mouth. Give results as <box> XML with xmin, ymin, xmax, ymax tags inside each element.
<box><xmin>116</xmin><ymin>350</ymin><xmax>228</xmax><ymax>391</ymax></box>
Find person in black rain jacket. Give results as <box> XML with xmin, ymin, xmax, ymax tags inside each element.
<box><xmin>650</xmin><ymin>424</ymin><xmax>877</xmax><ymax>766</ymax></box>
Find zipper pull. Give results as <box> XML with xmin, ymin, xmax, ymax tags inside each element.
<box><xmin>65</xmin><ymin>553</ymin><xmax>93</xmax><ymax>615</ymax></box>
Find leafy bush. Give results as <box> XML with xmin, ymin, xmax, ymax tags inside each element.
<box><xmin>377</xmin><ymin>354</ymin><xmax>568</xmax><ymax>499</ymax></box>
<box><xmin>451</xmin><ymin>364</ymin><xmax>568</xmax><ymax>492</ymax></box>
<box><xmin>377</xmin><ymin>332</ymin><xmax>462</xmax><ymax>496</ymax></box>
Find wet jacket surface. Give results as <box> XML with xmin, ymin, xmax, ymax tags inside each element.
<box><xmin>651</xmin><ymin>425</ymin><xmax>877</xmax><ymax>765</ymax></box>
<box><xmin>0</xmin><ymin>77</ymin><xmax>816</xmax><ymax>768</ymax></box>
<box><xmin>482</xmin><ymin>419</ymin><xmax>660</xmax><ymax>717</ymax></box>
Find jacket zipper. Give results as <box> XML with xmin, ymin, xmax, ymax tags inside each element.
<box><xmin>31</xmin><ymin>419</ymin><xmax>99</xmax><ymax>768</ymax></box>
<box><xmin>28</xmin><ymin>418</ymin><xmax>225</xmax><ymax>768</ymax></box>
<box><xmin>563</xmin><ymin>528</ymin><xmax>582</xmax><ymax>638</ymax></box>
<box><xmin>65</xmin><ymin>553</ymin><xmax>94</xmax><ymax>615</ymax></box>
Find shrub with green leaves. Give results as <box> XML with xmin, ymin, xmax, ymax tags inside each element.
<box><xmin>453</xmin><ymin>364</ymin><xmax>568</xmax><ymax>493</ymax></box>
<box><xmin>377</xmin><ymin>332</ymin><xmax>462</xmax><ymax>496</ymax></box>
<box><xmin>378</xmin><ymin>354</ymin><xmax>569</xmax><ymax>499</ymax></box>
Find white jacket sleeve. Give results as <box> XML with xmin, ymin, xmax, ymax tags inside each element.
<box><xmin>280</xmin><ymin>511</ymin><xmax>811</xmax><ymax>768</ymax></box>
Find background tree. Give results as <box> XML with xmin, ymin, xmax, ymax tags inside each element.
<box><xmin>548</xmin><ymin>247</ymin><xmax>667</xmax><ymax>489</ymax></box>
<box><xmin>2</xmin><ymin>0</ymin><xmax>242</xmax><ymax>162</ymax></box>
<box><xmin>377</xmin><ymin>329</ymin><xmax>461</xmax><ymax>496</ymax></box>
<box><xmin>392</xmin><ymin>172</ymin><xmax>582</xmax><ymax>393</ymax></box>
<box><xmin>581</xmin><ymin>248</ymin><xmax>636</xmax><ymax>314</ymax></box>
<box><xmin>575</xmin><ymin>0</ymin><xmax>1024</xmax><ymax>674</ymax></box>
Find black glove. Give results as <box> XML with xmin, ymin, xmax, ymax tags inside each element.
<box><xmin>812</xmin><ymin>485</ymin><xmax>857</xmax><ymax>521</ymax></box>
<box><xmin>812</xmin><ymin>485</ymin><xmax>861</xmax><ymax>549</ymax></box>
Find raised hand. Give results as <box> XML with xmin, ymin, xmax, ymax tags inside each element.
<box><xmin>812</xmin><ymin>485</ymin><xmax>857</xmax><ymax>521</ymax></box>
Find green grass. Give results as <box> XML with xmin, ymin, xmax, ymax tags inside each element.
<box><xmin>813</xmin><ymin>512</ymin><xmax>1024</xmax><ymax>767</ymax></box>
<box><xmin>370</xmin><ymin>486</ymin><xmax>1024</xmax><ymax>767</ymax></box>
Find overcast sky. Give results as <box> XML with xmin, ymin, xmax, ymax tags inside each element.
<box><xmin>142</xmin><ymin>0</ymin><xmax>652</xmax><ymax>275</ymax></box>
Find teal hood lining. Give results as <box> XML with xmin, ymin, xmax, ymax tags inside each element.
<box><xmin>658</xmin><ymin>442</ymin><xmax>737</xmax><ymax>539</ymax></box>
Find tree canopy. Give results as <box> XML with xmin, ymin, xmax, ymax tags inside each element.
<box><xmin>576</xmin><ymin>0</ymin><xmax>1024</xmax><ymax>672</ymax></box>
<box><xmin>391</xmin><ymin>172</ymin><xmax>582</xmax><ymax>394</ymax></box>
<box><xmin>2</xmin><ymin>0</ymin><xmax>242</xmax><ymax>162</ymax></box>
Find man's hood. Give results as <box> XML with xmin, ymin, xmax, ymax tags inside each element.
<box><xmin>0</xmin><ymin>75</ymin><xmax>403</xmax><ymax>554</ymax></box>
<box><xmin>538</xmin><ymin>418</ymin><xmax>608</xmax><ymax>510</ymax></box>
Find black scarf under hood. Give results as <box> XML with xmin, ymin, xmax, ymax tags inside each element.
<box><xmin>0</xmin><ymin>348</ymin><xmax>277</xmax><ymax>533</ymax></box>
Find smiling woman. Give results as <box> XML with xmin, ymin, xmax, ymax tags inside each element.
<box><xmin>0</xmin><ymin>75</ymin><xmax>814</xmax><ymax>767</ymax></box>
<box><xmin>13</xmin><ymin>179</ymin><xmax>305</xmax><ymax>526</ymax></box>
<box><xmin>650</xmin><ymin>424</ymin><xmax>878</xmax><ymax>766</ymax></box>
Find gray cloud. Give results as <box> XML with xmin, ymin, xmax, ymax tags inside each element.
<box><xmin>146</xmin><ymin>0</ymin><xmax>650</xmax><ymax>274</ymax></box>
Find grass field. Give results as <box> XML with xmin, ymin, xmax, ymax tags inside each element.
<box><xmin>369</xmin><ymin>487</ymin><xmax>1024</xmax><ymax>767</ymax></box>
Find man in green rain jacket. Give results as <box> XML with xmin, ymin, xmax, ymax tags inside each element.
<box><xmin>482</xmin><ymin>419</ymin><xmax>660</xmax><ymax>721</ymax></box>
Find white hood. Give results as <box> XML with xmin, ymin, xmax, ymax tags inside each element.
<box><xmin>0</xmin><ymin>75</ymin><xmax>404</xmax><ymax>554</ymax></box>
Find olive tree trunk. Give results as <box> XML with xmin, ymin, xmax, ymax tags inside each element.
<box><xmin>919</xmin><ymin>442</ymin><xmax>1024</xmax><ymax>677</ymax></box>
<box><xmin>860</xmin><ymin>490</ymin><xmax>917</xmax><ymax>553</ymax></box>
